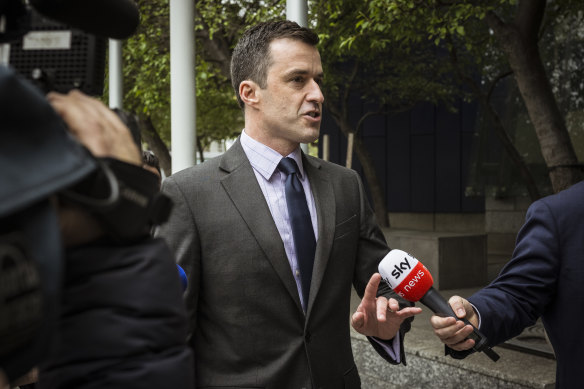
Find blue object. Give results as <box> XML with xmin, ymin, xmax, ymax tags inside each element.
<box><xmin>176</xmin><ymin>264</ymin><xmax>188</xmax><ymax>291</ymax></box>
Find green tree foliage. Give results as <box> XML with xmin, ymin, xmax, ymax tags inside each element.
<box><xmin>352</xmin><ymin>0</ymin><xmax>584</xmax><ymax>195</ymax></box>
<box><xmin>312</xmin><ymin>0</ymin><xmax>474</xmax><ymax>225</ymax></box>
<box><xmin>316</xmin><ymin>0</ymin><xmax>466</xmax><ymax>109</ymax></box>
<box><xmin>117</xmin><ymin>0</ymin><xmax>584</xmax><ymax>218</ymax></box>
<box><xmin>120</xmin><ymin>0</ymin><xmax>263</xmax><ymax>168</ymax></box>
<box><xmin>122</xmin><ymin>0</ymin><xmax>171</xmax><ymax>144</ymax></box>
<box><xmin>117</xmin><ymin>0</ymin><xmax>292</xmax><ymax>171</ymax></box>
<box><xmin>337</xmin><ymin>0</ymin><xmax>543</xmax><ymax>200</ymax></box>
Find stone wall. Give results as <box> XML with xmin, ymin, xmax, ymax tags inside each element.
<box><xmin>383</xmin><ymin>229</ymin><xmax>487</xmax><ymax>290</ymax></box>
<box><xmin>484</xmin><ymin>196</ymin><xmax>531</xmax><ymax>280</ymax></box>
<box><xmin>387</xmin><ymin>194</ymin><xmax>532</xmax><ymax>285</ymax></box>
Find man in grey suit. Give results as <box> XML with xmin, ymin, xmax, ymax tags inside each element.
<box><xmin>157</xmin><ymin>20</ymin><xmax>421</xmax><ymax>388</ymax></box>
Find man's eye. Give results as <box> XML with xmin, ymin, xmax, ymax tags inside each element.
<box><xmin>292</xmin><ymin>76</ymin><xmax>304</xmax><ymax>83</ymax></box>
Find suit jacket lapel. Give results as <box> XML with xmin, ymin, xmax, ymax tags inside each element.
<box><xmin>219</xmin><ymin>139</ymin><xmax>303</xmax><ymax>313</ymax></box>
<box><xmin>303</xmin><ymin>156</ymin><xmax>336</xmax><ymax>316</ymax></box>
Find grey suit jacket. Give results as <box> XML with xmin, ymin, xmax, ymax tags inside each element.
<box><xmin>157</xmin><ymin>138</ymin><xmax>412</xmax><ymax>389</ymax></box>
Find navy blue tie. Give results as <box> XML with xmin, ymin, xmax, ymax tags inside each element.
<box><xmin>278</xmin><ymin>157</ymin><xmax>316</xmax><ymax>309</ymax></box>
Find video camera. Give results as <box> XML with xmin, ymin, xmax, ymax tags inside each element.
<box><xmin>1</xmin><ymin>0</ymin><xmax>138</xmax><ymax>95</ymax></box>
<box><xmin>0</xmin><ymin>0</ymin><xmax>173</xmax><ymax>383</ymax></box>
<box><xmin>5</xmin><ymin>6</ymin><xmax>107</xmax><ymax>95</ymax></box>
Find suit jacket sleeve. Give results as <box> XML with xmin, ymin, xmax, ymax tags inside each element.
<box><xmin>155</xmin><ymin>175</ymin><xmax>201</xmax><ymax>339</ymax></box>
<box><xmin>349</xmin><ymin>170</ymin><xmax>414</xmax><ymax>365</ymax></box>
<box><xmin>447</xmin><ymin>199</ymin><xmax>559</xmax><ymax>358</ymax></box>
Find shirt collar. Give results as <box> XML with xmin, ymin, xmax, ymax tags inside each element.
<box><xmin>240</xmin><ymin>129</ymin><xmax>305</xmax><ymax>180</ymax></box>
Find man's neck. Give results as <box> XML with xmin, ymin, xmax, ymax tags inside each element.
<box><xmin>243</xmin><ymin>126</ymin><xmax>299</xmax><ymax>157</ymax></box>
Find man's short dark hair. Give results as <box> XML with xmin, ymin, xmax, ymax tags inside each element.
<box><xmin>230</xmin><ymin>20</ymin><xmax>319</xmax><ymax>109</ymax></box>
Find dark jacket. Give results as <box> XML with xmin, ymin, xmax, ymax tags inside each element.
<box><xmin>457</xmin><ymin>181</ymin><xmax>584</xmax><ymax>388</ymax></box>
<box><xmin>38</xmin><ymin>237</ymin><xmax>194</xmax><ymax>389</ymax></box>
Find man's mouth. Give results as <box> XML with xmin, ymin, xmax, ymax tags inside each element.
<box><xmin>305</xmin><ymin>111</ymin><xmax>320</xmax><ymax>118</ymax></box>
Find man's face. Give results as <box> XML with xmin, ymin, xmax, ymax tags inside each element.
<box><xmin>254</xmin><ymin>38</ymin><xmax>324</xmax><ymax>154</ymax></box>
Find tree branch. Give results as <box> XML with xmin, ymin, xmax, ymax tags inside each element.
<box><xmin>447</xmin><ymin>33</ymin><xmax>540</xmax><ymax>200</ymax></box>
<box><xmin>196</xmin><ymin>21</ymin><xmax>233</xmax><ymax>80</ymax></box>
<box><xmin>355</xmin><ymin>109</ymin><xmax>383</xmax><ymax>135</ymax></box>
<box><xmin>342</xmin><ymin>61</ymin><xmax>360</xmax><ymax>115</ymax></box>
<box><xmin>486</xmin><ymin>70</ymin><xmax>513</xmax><ymax>102</ymax></box>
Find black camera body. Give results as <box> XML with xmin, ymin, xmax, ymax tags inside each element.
<box><xmin>1</xmin><ymin>1</ymin><xmax>152</xmax><ymax>382</ymax></box>
<box><xmin>6</xmin><ymin>6</ymin><xmax>107</xmax><ymax>96</ymax></box>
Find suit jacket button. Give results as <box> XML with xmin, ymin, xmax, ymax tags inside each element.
<box><xmin>305</xmin><ymin>332</ymin><xmax>311</xmax><ymax>343</ymax></box>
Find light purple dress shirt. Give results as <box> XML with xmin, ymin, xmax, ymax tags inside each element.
<box><xmin>240</xmin><ymin>130</ymin><xmax>317</xmax><ymax>312</ymax></box>
<box><xmin>240</xmin><ymin>130</ymin><xmax>400</xmax><ymax>361</ymax></box>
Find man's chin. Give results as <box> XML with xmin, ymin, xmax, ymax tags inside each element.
<box><xmin>300</xmin><ymin>128</ymin><xmax>320</xmax><ymax>144</ymax></box>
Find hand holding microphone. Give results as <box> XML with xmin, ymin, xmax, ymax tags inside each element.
<box><xmin>378</xmin><ymin>249</ymin><xmax>500</xmax><ymax>362</ymax></box>
<box><xmin>431</xmin><ymin>294</ymin><xmax>482</xmax><ymax>352</ymax></box>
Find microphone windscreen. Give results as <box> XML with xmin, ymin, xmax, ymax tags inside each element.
<box><xmin>379</xmin><ymin>249</ymin><xmax>434</xmax><ymax>302</ymax></box>
<box><xmin>30</xmin><ymin>0</ymin><xmax>140</xmax><ymax>39</ymax></box>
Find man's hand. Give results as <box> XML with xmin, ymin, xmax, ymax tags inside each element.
<box><xmin>429</xmin><ymin>295</ymin><xmax>478</xmax><ymax>351</ymax></box>
<box><xmin>47</xmin><ymin>90</ymin><xmax>142</xmax><ymax>246</ymax></box>
<box><xmin>351</xmin><ymin>273</ymin><xmax>422</xmax><ymax>340</ymax></box>
<box><xmin>47</xmin><ymin>90</ymin><xmax>141</xmax><ymax>166</ymax></box>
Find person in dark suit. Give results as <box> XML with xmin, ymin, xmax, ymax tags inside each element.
<box><xmin>156</xmin><ymin>20</ymin><xmax>421</xmax><ymax>388</ymax></box>
<box><xmin>429</xmin><ymin>180</ymin><xmax>584</xmax><ymax>388</ymax></box>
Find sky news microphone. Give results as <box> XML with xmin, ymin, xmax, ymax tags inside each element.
<box><xmin>378</xmin><ymin>249</ymin><xmax>500</xmax><ymax>362</ymax></box>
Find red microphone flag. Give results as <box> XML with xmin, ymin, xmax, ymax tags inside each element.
<box><xmin>378</xmin><ymin>250</ymin><xmax>434</xmax><ymax>302</ymax></box>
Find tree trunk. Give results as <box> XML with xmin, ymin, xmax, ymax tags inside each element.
<box><xmin>479</xmin><ymin>93</ymin><xmax>541</xmax><ymax>200</ymax></box>
<box><xmin>487</xmin><ymin>1</ymin><xmax>582</xmax><ymax>193</ymax></box>
<box><xmin>138</xmin><ymin>116</ymin><xmax>172</xmax><ymax>177</ymax></box>
<box><xmin>328</xmin><ymin>104</ymin><xmax>389</xmax><ymax>227</ymax></box>
<box><xmin>446</xmin><ymin>37</ymin><xmax>541</xmax><ymax>201</ymax></box>
<box><xmin>197</xmin><ymin>137</ymin><xmax>205</xmax><ymax>163</ymax></box>
<box><xmin>351</xmin><ymin>132</ymin><xmax>389</xmax><ymax>227</ymax></box>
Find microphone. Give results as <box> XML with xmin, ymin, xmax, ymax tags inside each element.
<box><xmin>379</xmin><ymin>249</ymin><xmax>500</xmax><ymax>362</ymax></box>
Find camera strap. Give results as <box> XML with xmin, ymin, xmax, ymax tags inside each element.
<box><xmin>60</xmin><ymin>158</ymin><xmax>172</xmax><ymax>242</ymax></box>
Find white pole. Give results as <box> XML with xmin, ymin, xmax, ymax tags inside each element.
<box><xmin>286</xmin><ymin>0</ymin><xmax>307</xmax><ymax>28</ymax></box>
<box><xmin>345</xmin><ymin>133</ymin><xmax>354</xmax><ymax>169</ymax></box>
<box><xmin>170</xmin><ymin>0</ymin><xmax>196</xmax><ymax>174</ymax></box>
<box><xmin>0</xmin><ymin>16</ymin><xmax>8</xmax><ymax>66</ymax></box>
<box><xmin>0</xmin><ymin>17</ymin><xmax>9</xmax><ymax>66</ymax></box>
<box><xmin>322</xmin><ymin>134</ymin><xmax>329</xmax><ymax>161</ymax></box>
<box><xmin>0</xmin><ymin>44</ymin><xmax>8</xmax><ymax>67</ymax></box>
<box><xmin>108</xmin><ymin>39</ymin><xmax>123</xmax><ymax>109</ymax></box>
<box><xmin>287</xmin><ymin>0</ymin><xmax>309</xmax><ymax>155</ymax></box>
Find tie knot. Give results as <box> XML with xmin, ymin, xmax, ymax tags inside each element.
<box><xmin>278</xmin><ymin>157</ymin><xmax>299</xmax><ymax>176</ymax></box>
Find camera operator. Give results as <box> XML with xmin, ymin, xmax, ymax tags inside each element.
<box><xmin>0</xmin><ymin>1</ymin><xmax>194</xmax><ymax>388</ymax></box>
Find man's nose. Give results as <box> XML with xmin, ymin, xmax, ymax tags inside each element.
<box><xmin>307</xmin><ymin>79</ymin><xmax>324</xmax><ymax>104</ymax></box>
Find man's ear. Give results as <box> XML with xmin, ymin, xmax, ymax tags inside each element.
<box><xmin>239</xmin><ymin>80</ymin><xmax>260</xmax><ymax>108</ymax></box>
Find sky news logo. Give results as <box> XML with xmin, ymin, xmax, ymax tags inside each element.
<box><xmin>379</xmin><ymin>249</ymin><xmax>433</xmax><ymax>302</ymax></box>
